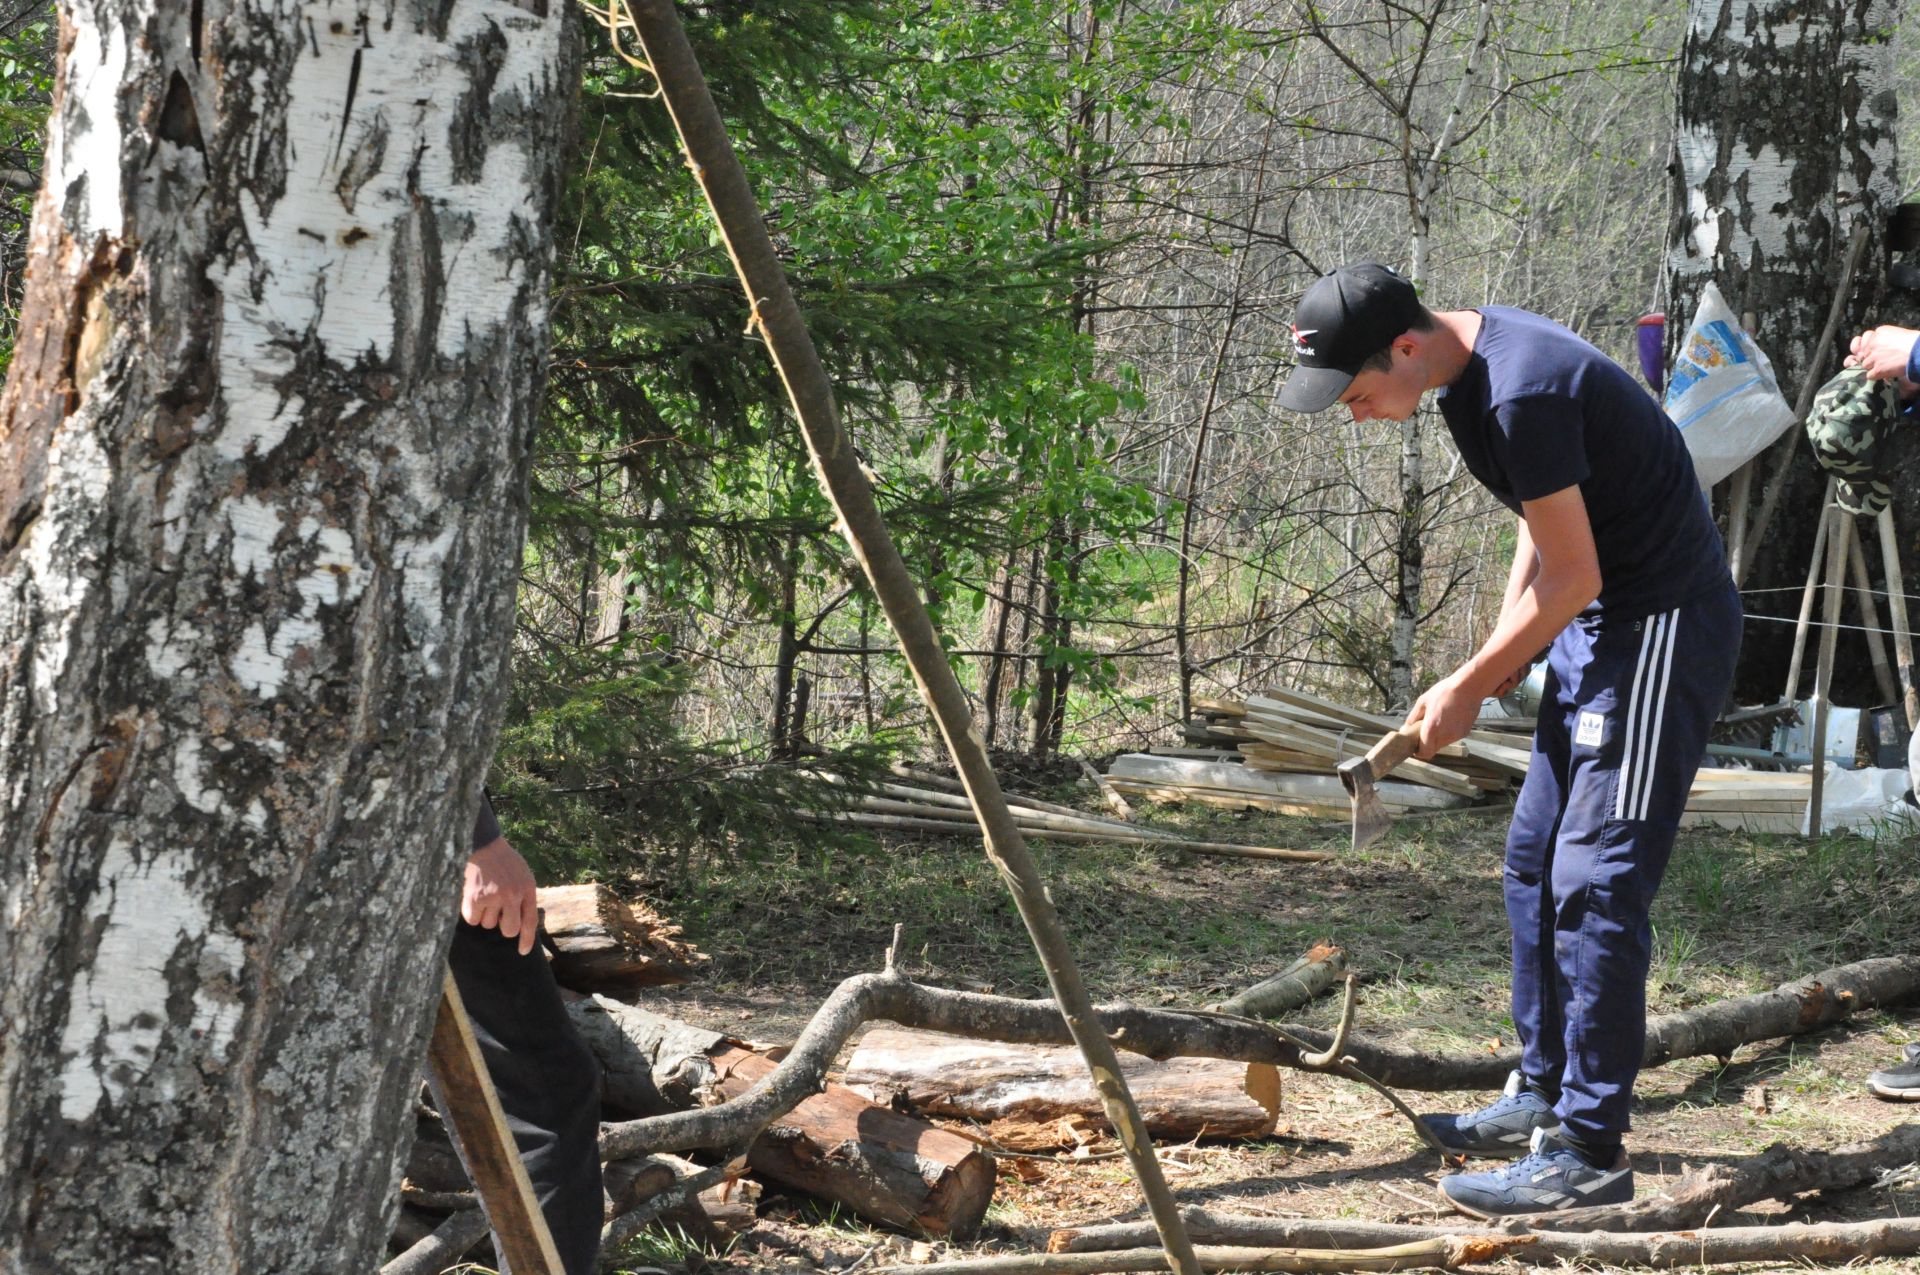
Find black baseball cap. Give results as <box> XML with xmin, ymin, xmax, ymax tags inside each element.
<box><xmin>1278</xmin><ymin>263</ymin><xmax>1424</xmax><ymax>412</ymax></box>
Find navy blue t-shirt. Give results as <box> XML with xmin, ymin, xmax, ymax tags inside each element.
<box><xmin>1436</xmin><ymin>307</ymin><xmax>1727</xmax><ymax>620</ymax></box>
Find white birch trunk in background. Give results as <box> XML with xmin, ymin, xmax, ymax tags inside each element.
<box><xmin>1665</xmin><ymin>0</ymin><xmax>1895</xmax><ymax>697</ymax></box>
<box><xmin>1390</xmin><ymin>0</ymin><xmax>1491</xmax><ymax>711</ymax></box>
<box><xmin>0</xmin><ymin>1</ymin><xmax>577</xmax><ymax>1269</ymax></box>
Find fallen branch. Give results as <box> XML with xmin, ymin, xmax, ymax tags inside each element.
<box><xmin>868</xmin><ymin>1237</ymin><xmax>1533</xmax><ymax>1275</ymax></box>
<box><xmin>1213</xmin><ymin>943</ymin><xmax>1346</xmax><ymax>1018</ymax></box>
<box><xmin>381</xmin><ymin>1208</ymin><xmax>490</xmax><ymax>1275</ymax></box>
<box><xmin>1640</xmin><ymin>956</ymin><xmax>1920</xmax><ymax>1068</ymax></box>
<box><xmin>596</xmin><ymin>954</ymin><xmax>1920</xmax><ymax>1167</ymax></box>
<box><xmin>1524</xmin><ymin>1122</ymin><xmax>1920</xmax><ymax>1233</ymax></box>
<box><xmin>1047</xmin><ymin>1207</ymin><xmax>1920</xmax><ymax>1267</ymax></box>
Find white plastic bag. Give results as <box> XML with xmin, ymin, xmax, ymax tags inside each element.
<box><xmin>1663</xmin><ymin>281</ymin><xmax>1797</xmax><ymax>485</ymax></box>
<box><xmin>1801</xmin><ymin>764</ymin><xmax>1919</xmax><ymax>837</ymax></box>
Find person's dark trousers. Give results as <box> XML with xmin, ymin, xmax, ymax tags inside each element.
<box><xmin>446</xmin><ymin>920</ymin><xmax>604</xmax><ymax>1275</ymax></box>
<box><xmin>1503</xmin><ymin>576</ymin><xmax>1741</xmax><ymax>1154</ymax></box>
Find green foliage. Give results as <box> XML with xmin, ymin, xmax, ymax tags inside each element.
<box><xmin>0</xmin><ymin>4</ymin><xmax>52</xmax><ymax>378</ymax></box>
<box><xmin>489</xmin><ymin>641</ymin><xmax>898</xmax><ymax>883</ymax></box>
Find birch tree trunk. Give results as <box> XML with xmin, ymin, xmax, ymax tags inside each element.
<box><xmin>1665</xmin><ymin>0</ymin><xmax>1896</xmax><ymax>700</ymax></box>
<box><xmin>0</xmin><ymin>2</ymin><xmax>577</xmax><ymax>1271</ymax></box>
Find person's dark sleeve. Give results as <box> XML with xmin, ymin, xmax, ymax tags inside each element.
<box><xmin>1492</xmin><ymin>394</ymin><xmax>1591</xmax><ymax>502</ymax></box>
<box><xmin>471</xmin><ymin>791</ymin><xmax>502</xmax><ymax>852</ymax></box>
<box><xmin>1906</xmin><ymin>335</ymin><xmax>1920</xmax><ymax>387</ymax></box>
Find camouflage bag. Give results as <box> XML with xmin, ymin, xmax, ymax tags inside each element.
<box><xmin>1805</xmin><ymin>366</ymin><xmax>1902</xmax><ymax>516</ymax></box>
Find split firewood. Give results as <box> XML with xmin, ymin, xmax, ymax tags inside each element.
<box><xmin>710</xmin><ymin>1045</ymin><xmax>996</xmax><ymax>1238</ymax></box>
<box><xmin>536</xmin><ymin>883</ymin><xmax>709</xmax><ymax>993</ymax></box>
<box><xmin>1523</xmin><ymin>1122</ymin><xmax>1920</xmax><ymax>1233</ymax></box>
<box><xmin>1211</xmin><ymin>942</ymin><xmax>1346</xmax><ymax>1019</ymax></box>
<box><xmin>1046</xmin><ymin>1206</ymin><xmax>1920</xmax><ymax>1268</ymax></box>
<box><xmin>571</xmin><ymin>997</ymin><xmax>996</xmax><ymax>1238</ymax></box>
<box><xmin>843</xmin><ymin>1028</ymin><xmax>1280</xmax><ymax>1143</ymax></box>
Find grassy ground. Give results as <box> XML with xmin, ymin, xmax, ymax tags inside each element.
<box><xmin>608</xmin><ymin>786</ymin><xmax>1920</xmax><ymax>1273</ymax></box>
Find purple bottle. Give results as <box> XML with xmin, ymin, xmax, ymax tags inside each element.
<box><xmin>1636</xmin><ymin>313</ymin><xmax>1664</xmax><ymax>394</ymax></box>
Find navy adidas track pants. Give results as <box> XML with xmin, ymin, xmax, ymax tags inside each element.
<box><xmin>1504</xmin><ymin>575</ymin><xmax>1741</xmax><ymax>1145</ymax></box>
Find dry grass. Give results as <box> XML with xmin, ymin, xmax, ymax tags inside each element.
<box><xmin>620</xmin><ymin>795</ymin><xmax>1920</xmax><ymax>1273</ymax></box>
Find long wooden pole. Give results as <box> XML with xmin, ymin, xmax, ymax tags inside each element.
<box><xmin>620</xmin><ymin>6</ymin><xmax>1200</xmax><ymax>1272</ymax></box>
<box><xmin>1878</xmin><ymin>505</ymin><xmax>1918</xmax><ymax>730</ymax></box>
<box><xmin>424</xmin><ymin>971</ymin><xmax>564</xmax><ymax>1275</ymax></box>
<box><xmin>1806</xmin><ymin>505</ymin><xmax>1853</xmax><ymax>838</ymax></box>
<box><xmin>1845</xmin><ymin>527</ymin><xmax>1897</xmax><ymax>705</ymax></box>
<box><xmin>1784</xmin><ymin>477</ymin><xmax>1837</xmax><ymax>701</ymax></box>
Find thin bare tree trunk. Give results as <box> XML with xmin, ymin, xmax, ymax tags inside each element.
<box><xmin>0</xmin><ymin>2</ymin><xmax>579</xmax><ymax>1269</ymax></box>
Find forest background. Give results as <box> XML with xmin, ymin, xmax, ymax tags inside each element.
<box><xmin>2</xmin><ymin>0</ymin><xmax>1913</xmax><ymax>883</ymax></box>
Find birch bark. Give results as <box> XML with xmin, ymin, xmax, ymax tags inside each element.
<box><xmin>0</xmin><ymin>1</ymin><xmax>577</xmax><ymax>1269</ymax></box>
<box><xmin>1665</xmin><ymin>0</ymin><xmax>1897</xmax><ymax>699</ymax></box>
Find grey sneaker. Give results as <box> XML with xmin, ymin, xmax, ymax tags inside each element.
<box><xmin>1438</xmin><ymin>1126</ymin><xmax>1634</xmax><ymax>1219</ymax></box>
<box><xmin>1417</xmin><ymin>1070</ymin><xmax>1558</xmax><ymax>1158</ymax></box>
<box><xmin>1868</xmin><ymin>1044</ymin><xmax>1920</xmax><ymax>1100</ymax></box>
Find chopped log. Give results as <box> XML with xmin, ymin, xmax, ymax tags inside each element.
<box><xmin>600</xmin><ymin>1156</ymin><xmax>681</xmax><ymax>1220</ymax></box>
<box><xmin>570</xmin><ymin>997</ymin><xmax>996</xmax><ymax>1238</ymax></box>
<box><xmin>1527</xmin><ymin>1122</ymin><xmax>1920</xmax><ymax>1233</ymax></box>
<box><xmin>605</xmin><ymin>1154</ymin><xmax>757</xmax><ymax>1243</ymax></box>
<box><xmin>709</xmin><ymin>1045</ymin><xmax>996</xmax><ymax>1238</ymax></box>
<box><xmin>1212</xmin><ymin>943</ymin><xmax>1346</xmax><ymax>1019</ymax></box>
<box><xmin>536</xmin><ymin>883</ymin><xmax>709</xmax><ymax>992</ymax></box>
<box><xmin>1046</xmin><ymin>1207</ymin><xmax>1920</xmax><ymax>1268</ymax></box>
<box><xmin>404</xmin><ymin>1113</ymin><xmax>472</xmax><ymax>1195</ymax></box>
<box><xmin>842</xmin><ymin>1028</ymin><xmax>1281</xmax><ymax>1143</ymax></box>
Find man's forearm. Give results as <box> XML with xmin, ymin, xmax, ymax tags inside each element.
<box><xmin>1461</xmin><ymin>572</ymin><xmax>1590</xmax><ymax>701</ymax></box>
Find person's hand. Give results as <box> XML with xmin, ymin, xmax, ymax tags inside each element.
<box><xmin>1405</xmin><ymin>672</ymin><xmax>1481</xmax><ymax>759</ymax></box>
<box><xmin>463</xmin><ymin>837</ymin><xmax>540</xmax><ymax>956</ymax></box>
<box><xmin>1845</xmin><ymin>325</ymin><xmax>1920</xmax><ymax>381</ymax></box>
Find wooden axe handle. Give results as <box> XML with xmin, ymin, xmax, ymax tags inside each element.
<box><xmin>1364</xmin><ymin>722</ymin><xmax>1424</xmax><ymax>781</ymax></box>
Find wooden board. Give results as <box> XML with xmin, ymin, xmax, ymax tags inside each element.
<box><xmin>843</xmin><ymin>1028</ymin><xmax>1280</xmax><ymax>1143</ymax></box>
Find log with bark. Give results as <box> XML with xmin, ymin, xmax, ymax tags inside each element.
<box><xmin>711</xmin><ymin>1044</ymin><xmax>997</xmax><ymax>1238</ymax></box>
<box><xmin>537</xmin><ymin>883</ymin><xmax>709</xmax><ymax>993</ymax></box>
<box><xmin>1211</xmin><ymin>943</ymin><xmax>1346</xmax><ymax>1019</ymax></box>
<box><xmin>1046</xmin><ymin>1207</ymin><xmax>1920</xmax><ymax>1269</ymax></box>
<box><xmin>571</xmin><ymin>996</ymin><xmax>996</xmax><ymax>1238</ymax></box>
<box><xmin>843</xmin><ymin>1028</ymin><xmax>1281</xmax><ymax>1144</ymax></box>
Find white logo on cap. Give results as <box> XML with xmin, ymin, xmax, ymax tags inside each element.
<box><xmin>1291</xmin><ymin>324</ymin><xmax>1318</xmax><ymax>357</ymax></box>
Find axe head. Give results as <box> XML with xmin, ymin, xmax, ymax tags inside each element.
<box><xmin>1337</xmin><ymin>753</ymin><xmax>1392</xmax><ymax>852</ymax></box>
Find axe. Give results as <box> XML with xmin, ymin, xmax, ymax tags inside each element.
<box><xmin>1337</xmin><ymin>722</ymin><xmax>1425</xmax><ymax>852</ymax></box>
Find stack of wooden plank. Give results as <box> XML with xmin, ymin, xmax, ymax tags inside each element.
<box><xmin>1681</xmin><ymin>768</ymin><xmax>1815</xmax><ymax>834</ymax></box>
<box><xmin>1114</xmin><ymin>685</ymin><xmax>1827</xmax><ymax>833</ymax></box>
<box><xmin>1105</xmin><ymin>685</ymin><xmax>1531</xmax><ymax>817</ymax></box>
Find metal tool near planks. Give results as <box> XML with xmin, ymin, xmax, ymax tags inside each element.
<box><xmin>424</xmin><ymin>968</ymin><xmax>565</xmax><ymax>1275</ymax></box>
<box><xmin>1337</xmin><ymin>722</ymin><xmax>1425</xmax><ymax>851</ymax></box>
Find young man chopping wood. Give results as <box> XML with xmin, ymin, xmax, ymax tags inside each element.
<box><xmin>1279</xmin><ymin>264</ymin><xmax>1741</xmax><ymax>1218</ymax></box>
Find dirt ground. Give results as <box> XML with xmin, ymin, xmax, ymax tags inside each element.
<box><xmin>618</xmin><ymin>800</ymin><xmax>1920</xmax><ymax>1273</ymax></box>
